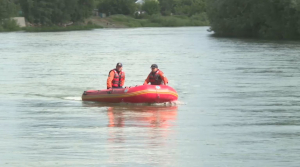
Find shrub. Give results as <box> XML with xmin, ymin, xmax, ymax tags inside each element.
<box><xmin>0</xmin><ymin>25</ymin><xmax>4</xmax><ymax>32</ymax></box>
<box><xmin>24</xmin><ymin>25</ymin><xmax>103</xmax><ymax>32</ymax></box>
<box><xmin>0</xmin><ymin>19</ymin><xmax>20</xmax><ymax>31</ymax></box>
<box><xmin>109</xmin><ymin>14</ymin><xmax>209</xmax><ymax>28</ymax></box>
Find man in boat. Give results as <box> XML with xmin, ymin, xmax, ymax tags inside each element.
<box><xmin>143</xmin><ymin>64</ymin><xmax>168</xmax><ymax>85</ymax></box>
<box><xmin>107</xmin><ymin>63</ymin><xmax>125</xmax><ymax>89</ymax></box>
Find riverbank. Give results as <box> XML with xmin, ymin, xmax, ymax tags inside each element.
<box><xmin>0</xmin><ymin>14</ymin><xmax>209</xmax><ymax>32</ymax></box>
<box><xmin>24</xmin><ymin>24</ymin><xmax>103</xmax><ymax>32</ymax></box>
<box><xmin>0</xmin><ymin>20</ymin><xmax>103</xmax><ymax>32</ymax></box>
<box><xmin>87</xmin><ymin>14</ymin><xmax>209</xmax><ymax>28</ymax></box>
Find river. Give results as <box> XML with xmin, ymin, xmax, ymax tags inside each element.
<box><xmin>1</xmin><ymin>27</ymin><xmax>300</xmax><ymax>167</ymax></box>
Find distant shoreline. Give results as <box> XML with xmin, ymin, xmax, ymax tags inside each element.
<box><xmin>88</xmin><ymin>15</ymin><xmax>209</xmax><ymax>28</ymax></box>
<box><xmin>1</xmin><ymin>14</ymin><xmax>209</xmax><ymax>33</ymax></box>
<box><xmin>24</xmin><ymin>24</ymin><xmax>103</xmax><ymax>32</ymax></box>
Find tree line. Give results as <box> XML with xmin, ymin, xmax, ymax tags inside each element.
<box><xmin>206</xmin><ymin>0</ymin><xmax>300</xmax><ymax>39</ymax></box>
<box><xmin>96</xmin><ymin>0</ymin><xmax>206</xmax><ymax>17</ymax></box>
<box><xmin>3</xmin><ymin>0</ymin><xmax>299</xmax><ymax>39</ymax></box>
<box><xmin>0</xmin><ymin>0</ymin><xmax>18</xmax><ymax>21</ymax></box>
<box><xmin>1</xmin><ymin>0</ymin><xmax>206</xmax><ymax>26</ymax></box>
<box><xmin>1</xmin><ymin>0</ymin><xmax>95</xmax><ymax>27</ymax></box>
<box><xmin>19</xmin><ymin>0</ymin><xmax>95</xmax><ymax>25</ymax></box>
<box><xmin>0</xmin><ymin>0</ymin><xmax>20</xmax><ymax>31</ymax></box>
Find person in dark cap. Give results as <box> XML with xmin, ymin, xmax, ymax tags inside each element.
<box><xmin>143</xmin><ymin>64</ymin><xmax>168</xmax><ymax>85</ymax></box>
<box><xmin>107</xmin><ymin>63</ymin><xmax>125</xmax><ymax>89</ymax></box>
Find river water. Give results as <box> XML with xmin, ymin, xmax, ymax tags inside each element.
<box><xmin>1</xmin><ymin>27</ymin><xmax>300</xmax><ymax>167</ymax></box>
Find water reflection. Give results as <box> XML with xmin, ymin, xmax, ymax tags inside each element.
<box><xmin>82</xmin><ymin>103</ymin><xmax>178</xmax><ymax>166</ymax></box>
<box><xmin>107</xmin><ymin>105</ymin><xmax>177</xmax><ymax>128</ymax></box>
<box><xmin>105</xmin><ymin>105</ymin><xmax>178</xmax><ymax>166</ymax></box>
<box><xmin>82</xmin><ymin>102</ymin><xmax>178</xmax><ymax>128</ymax></box>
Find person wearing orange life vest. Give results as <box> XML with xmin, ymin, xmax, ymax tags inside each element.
<box><xmin>107</xmin><ymin>63</ymin><xmax>125</xmax><ymax>89</ymax></box>
<box><xmin>143</xmin><ymin>64</ymin><xmax>168</xmax><ymax>85</ymax></box>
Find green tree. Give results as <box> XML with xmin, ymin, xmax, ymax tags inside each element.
<box><xmin>158</xmin><ymin>0</ymin><xmax>175</xmax><ymax>15</ymax></box>
<box><xmin>19</xmin><ymin>0</ymin><xmax>95</xmax><ymax>25</ymax></box>
<box><xmin>98</xmin><ymin>0</ymin><xmax>137</xmax><ymax>15</ymax></box>
<box><xmin>142</xmin><ymin>0</ymin><xmax>160</xmax><ymax>15</ymax></box>
<box><xmin>0</xmin><ymin>0</ymin><xmax>20</xmax><ymax>31</ymax></box>
<box><xmin>0</xmin><ymin>0</ymin><xmax>18</xmax><ymax>20</ymax></box>
<box><xmin>174</xmin><ymin>0</ymin><xmax>205</xmax><ymax>16</ymax></box>
<box><xmin>72</xmin><ymin>0</ymin><xmax>95</xmax><ymax>22</ymax></box>
<box><xmin>158</xmin><ymin>0</ymin><xmax>206</xmax><ymax>16</ymax></box>
<box><xmin>206</xmin><ymin>0</ymin><xmax>300</xmax><ymax>39</ymax></box>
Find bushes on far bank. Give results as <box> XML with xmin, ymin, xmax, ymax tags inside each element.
<box><xmin>149</xmin><ymin>13</ymin><xmax>209</xmax><ymax>27</ymax></box>
<box><xmin>19</xmin><ymin>0</ymin><xmax>95</xmax><ymax>25</ymax></box>
<box><xmin>1</xmin><ymin>14</ymin><xmax>209</xmax><ymax>33</ymax></box>
<box><xmin>0</xmin><ymin>19</ymin><xmax>21</xmax><ymax>32</ymax></box>
<box><xmin>24</xmin><ymin>24</ymin><xmax>103</xmax><ymax>32</ymax></box>
<box><xmin>110</xmin><ymin>13</ymin><xmax>209</xmax><ymax>27</ymax></box>
<box><xmin>0</xmin><ymin>21</ymin><xmax>103</xmax><ymax>32</ymax></box>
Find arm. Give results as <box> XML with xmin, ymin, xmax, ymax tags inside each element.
<box><xmin>159</xmin><ymin>72</ymin><xmax>168</xmax><ymax>85</ymax></box>
<box><xmin>107</xmin><ymin>71</ymin><xmax>114</xmax><ymax>89</ymax></box>
<box><xmin>143</xmin><ymin>75</ymin><xmax>150</xmax><ymax>85</ymax></box>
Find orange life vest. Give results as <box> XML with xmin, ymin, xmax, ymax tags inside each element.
<box><xmin>148</xmin><ymin>70</ymin><xmax>163</xmax><ymax>85</ymax></box>
<box><xmin>110</xmin><ymin>69</ymin><xmax>125</xmax><ymax>87</ymax></box>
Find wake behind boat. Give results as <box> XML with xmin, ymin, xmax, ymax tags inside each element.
<box><xmin>82</xmin><ymin>85</ymin><xmax>178</xmax><ymax>103</ymax></box>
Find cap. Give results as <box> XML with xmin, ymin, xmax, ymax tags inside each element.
<box><xmin>116</xmin><ymin>62</ymin><xmax>123</xmax><ymax>67</ymax></box>
<box><xmin>151</xmin><ymin>64</ymin><xmax>158</xmax><ymax>68</ymax></box>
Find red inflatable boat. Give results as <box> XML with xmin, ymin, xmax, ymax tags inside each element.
<box><xmin>82</xmin><ymin>85</ymin><xmax>178</xmax><ymax>103</ymax></box>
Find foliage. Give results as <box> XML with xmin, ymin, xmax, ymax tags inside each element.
<box><xmin>206</xmin><ymin>0</ymin><xmax>300</xmax><ymax>39</ymax></box>
<box><xmin>96</xmin><ymin>0</ymin><xmax>206</xmax><ymax>16</ymax></box>
<box><xmin>142</xmin><ymin>0</ymin><xmax>160</xmax><ymax>15</ymax></box>
<box><xmin>97</xmin><ymin>0</ymin><xmax>137</xmax><ymax>15</ymax></box>
<box><xmin>0</xmin><ymin>0</ymin><xmax>19</xmax><ymax>20</ymax></box>
<box><xmin>110</xmin><ymin>14</ymin><xmax>145</xmax><ymax>27</ymax></box>
<box><xmin>0</xmin><ymin>0</ymin><xmax>21</xmax><ymax>32</ymax></box>
<box><xmin>173</xmin><ymin>0</ymin><xmax>206</xmax><ymax>16</ymax></box>
<box><xmin>158</xmin><ymin>0</ymin><xmax>175</xmax><ymax>15</ymax></box>
<box><xmin>149</xmin><ymin>13</ymin><xmax>208</xmax><ymax>26</ymax></box>
<box><xmin>24</xmin><ymin>24</ymin><xmax>102</xmax><ymax>32</ymax></box>
<box><xmin>158</xmin><ymin>0</ymin><xmax>206</xmax><ymax>16</ymax></box>
<box><xmin>109</xmin><ymin>13</ymin><xmax>209</xmax><ymax>27</ymax></box>
<box><xmin>1</xmin><ymin>19</ymin><xmax>21</xmax><ymax>31</ymax></box>
<box><xmin>19</xmin><ymin>0</ymin><xmax>95</xmax><ymax>25</ymax></box>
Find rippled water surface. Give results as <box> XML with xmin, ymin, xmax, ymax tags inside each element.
<box><xmin>1</xmin><ymin>27</ymin><xmax>300</xmax><ymax>167</ymax></box>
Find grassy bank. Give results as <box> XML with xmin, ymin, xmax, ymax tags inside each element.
<box><xmin>1</xmin><ymin>14</ymin><xmax>209</xmax><ymax>33</ymax></box>
<box><xmin>0</xmin><ymin>21</ymin><xmax>103</xmax><ymax>33</ymax></box>
<box><xmin>0</xmin><ymin>26</ymin><xmax>20</xmax><ymax>32</ymax></box>
<box><xmin>107</xmin><ymin>13</ymin><xmax>209</xmax><ymax>28</ymax></box>
<box><xmin>24</xmin><ymin>24</ymin><xmax>103</xmax><ymax>32</ymax></box>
